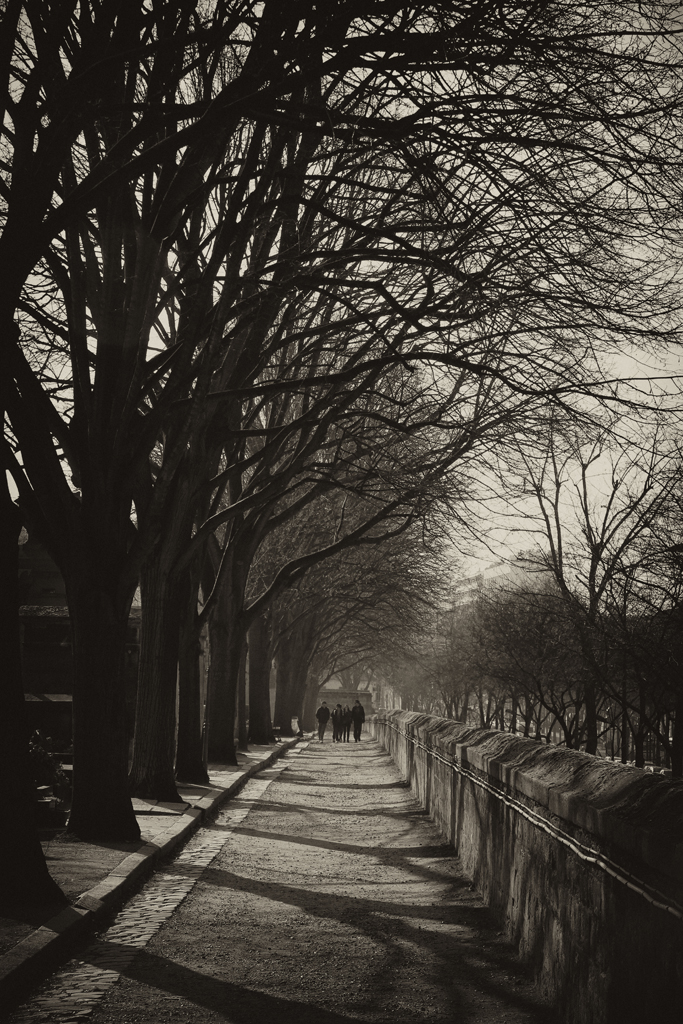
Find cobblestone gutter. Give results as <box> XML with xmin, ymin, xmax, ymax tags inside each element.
<box><xmin>370</xmin><ymin>710</ymin><xmax>683</xmax><ymax>1024</ymax></box>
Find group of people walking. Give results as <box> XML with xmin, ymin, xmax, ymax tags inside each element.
<box><xmin>315</xmin><ymin>700</ymin><xmax>365</xmax><ymax>743</ymax></box>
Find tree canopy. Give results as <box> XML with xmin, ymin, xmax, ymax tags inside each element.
<box><xmin>3</xmin><ymin>0</ymin><xmax>683</xmax><ymax>851</ymax></box>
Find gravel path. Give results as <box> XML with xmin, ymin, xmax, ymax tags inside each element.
<box><xmin>6</xmin><ymin>738</ymin><xmax>557</xmax><ymax>1024</ymax></box>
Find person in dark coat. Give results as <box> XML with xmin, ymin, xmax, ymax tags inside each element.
<box><xmin>331</xmin><ymin>703</ymin><xmax>344</xmax><ymax>742</ymax></box>
<box><xmin>342</xmin><ymin>705</ymin><xmax>352</xmax><ymax>742</ymax></box>
<box><xmin>351</xmin><ymin>699</ymin><xmax>365</xmax><ymax>741</ymax></box>
<box><xmin>316</xmin><ymin>701</ymin><xmax>330</xmax><ymax>742</ymax></box>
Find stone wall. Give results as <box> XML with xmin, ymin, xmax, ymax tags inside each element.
<box><xmin>370</xmin><ymin>709</ymin><xmax>683</xmax><ymax>1023</ymax></box>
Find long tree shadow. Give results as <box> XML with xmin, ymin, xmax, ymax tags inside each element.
<box><xmin>197</xmin><ymin>863</ymin><xmax>485</xmax><ymax>930</ymax></box>
<box><xmin>210</xmin><ymin>772</ymin><xmax>463</xmax><ymax>894</ymax></box>
<box><xmin>203</xmin><ymin>815</ymin><xmax>456</xmax><ymax>874</ymax></box>
<box><xmin>80</xmin><ymin>873</ymin><xmax>555</xmax><ymax>1024</ymax></box>
<box><xmin>275</xmin><ymin>773</ymin><xmax>408</xmax><ymax>790</ymax></box>
<box><xmin>190</xmin><ymin>867</ymin><xmax>555</xmax><ymax>1019</ymax></box>
<box><xmin>217</xmin><ymin>796</ymin><xmax>426</xmax><ymax>822</ymax></box>
<box><xmin>230</xmin><ymin>826</ymin><xmax>454</xmax><ymax>861</ymax></box>
<box><xmin>219</xmin><ymin>825</ymin><xmax>464</xmax><ymax>888</ymax></box>
<box><xmin>84</xmin><ymin>941</ymin><xmax>388</xmax><ymax>1024</ymax></box>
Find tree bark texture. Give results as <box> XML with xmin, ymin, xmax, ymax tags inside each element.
<box><xmin>237</xmin><ymin>643</ymin><xmax>249</xmax><ymax>751</ymax></box>
<box><xmin>273</xmin><ymin>650</ymin><xmax>297</xmax><ymax>737</ymax></box>
<box><xmin>128</xmin><ymin>555</ymin><xmax>184</xmax><ymax>800</ymax></box>
<box><xmin>247</xmin><ymin>612</ymin><xmax>274</xmax><ymax>744</ymax></box>
<box><xmin>583</xmin><ymin>676</ymin><xmax>599</xmax><ymax>756</ymax></box>
<box><xmin>206</xmin><ymin>581</ymin><xmax>241</xmax><ymax>765</ymax></box>
<box><xmin>671</xmin><ymin>685</ymin><xmax>683</xmax><ymax>779</ymax></box>
<box><xmin>302</xmin><ymin>678</ymin><xmax>322</xmax><ymax>732</ymax></box>
<box><xmin>0</xmin><ymin>482</ymin><xmax>66</xmax><ymax>908</ymax></box>
<box><xmin>66</xmin><ymin>577</ymin><xmax>140</xmax><ymax>841</ymax></box>
<box><xmin>176</xmin><ymin>570</ymin><xmax>209</xmax><ymax>784</ymax></box>
<box><xmin>273</xmin><ymin>635</ymin><xmax>309</xmax><ymax>736</ymax></box>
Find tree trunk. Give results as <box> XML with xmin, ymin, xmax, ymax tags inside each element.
<box><xmin>457</xmin><ymin>690</ymin><xmax>471</xmax><ymax>725</ymax></box>
<box><xmin>175</xmin><ymin>569</ymin><xmax>209</xmax><ymax>784</ymax></box>
<box><xmin>583</xmin><ymin>676</ymin><xmax>599</xmax><ymax>755</ymax></box>
<box><xmin>671</xmin><ymin>688</ymin><xmax>683</xmax><ymax>779</ymax></box>
<box><xmin>632</xmin><ymin>685</ymin><xmax>648</xmax><ymax>768</ymax></box>
<box><xmin>128</xmin><ymin>554</ymin><xmax>183</xmax><ymax>801</ymax></box>
<box><xmin>66</xmin><ymin>575</ymin><xmax>140</xmax><ymax>841</ymax></box>
<box><xmin>206</xmin><ymin>582</ymin><xmax>240</xmax><ymax>765</ymax></box>
<box><xmin>273</xmin><ymin>643</ymin><xmax>298</xmax><ymax>736</ymax></box>
<box><xmin>509</xmin><ymin>696</ymin><xmax>518</xmax><ymax>734</ymax></box>
<box><xmin>620</xmin><ymin>712</ymin><xmax>630</xmax><ymax>762</ymax></box>
<box><xmin>294</xmin><ymin>674</ymin><xmax>311</xmax><ymax>733</ymax></box>
<box><xmin>273</xmin><ymin>634</ymin><xmax>311</xmax><ymax>736</ymax></box>
<box><xmin>652</xmin><ymin>728</ymin><xmax>661</xmax><ymax>767</ymax></box>
<box><xmin>0</xmin><ymin>480</ymin><xmax>66</xmax><ymax>908</ymax></box>
<box><xmin>237</xmin><ymin>641</ymin><xmax>249</xmax><ymax>751</ymax></box>
<box><xmin>248</xmin><ymin>611</ymin><xmax>274</xmax><ymax>744</ymax></box>
<box><xmin>302</xmin><ymin>678</ymin><xmax>321</xmax><ymax>731</ymax></box>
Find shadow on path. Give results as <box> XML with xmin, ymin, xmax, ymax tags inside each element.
<box><xmin>86</xmin><ymin>942</ymin><xmax>381</xmax><ymax>1024</ymax></box>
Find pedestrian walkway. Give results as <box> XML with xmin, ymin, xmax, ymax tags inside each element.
<box><xmin>4</xmin><ymin>740</ymin><xmax>558</xmax><ymax>1024</ymax></box>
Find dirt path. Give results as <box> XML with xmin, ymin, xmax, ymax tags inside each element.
<box><xmin>10</xmin><ymin>739</ymin><xmax>558</xmax><ymax>1024</ymax></box>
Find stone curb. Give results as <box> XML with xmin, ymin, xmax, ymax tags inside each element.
<box><xmin>0</xmin><ymin>737</ymin><xmax>301</xmax><ymax>1007</ymax></box>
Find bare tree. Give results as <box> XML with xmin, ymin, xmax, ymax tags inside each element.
<box><xmin>3</xmin><ymin>1</ymin><xmax>682</xmax><ymax>857</ymax></box>
<box><xmin>505</xmin><ymin>421</ymin><xmax>677</xmax><ymax>751</ymax></box>
<box><xmin>250</xmin><ymin>491</ymin><xmax>448</xmax><ymax>729</ymax></box>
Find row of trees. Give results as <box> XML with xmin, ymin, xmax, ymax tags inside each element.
<box><xmin>2</xmin><ymin>2</ymin><xmax>682</xmax><ymax>906</ymax></box>
<box><xmin>254</xmin><ymin>511</ymin><xmax>445</xmax><ymax>735</ymax></box>
<box><xmin>402</xmin><ymin>423</ymin><xmax>683</xmax><ymax>776</ymax></box>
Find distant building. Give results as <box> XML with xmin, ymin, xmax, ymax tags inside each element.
<box><xmin>452</xmin><ymin>553</ymin><xmax>545</xmax><ymax>607</ymax></box>
<box><xmin>319</xmin><ymin>677</ymin><xmax>377</xmax><ymax>714</ymax></box>
<box><xmin>318</xmin><ymin>673</ymin><xmax>402</xmax><ymax>713</ymax></box>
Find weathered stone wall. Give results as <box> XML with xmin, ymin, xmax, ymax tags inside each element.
<box><xmin>370</xmin><ymin>709</ymin><xmax>683</xmax><ymax>1023</ymax></box>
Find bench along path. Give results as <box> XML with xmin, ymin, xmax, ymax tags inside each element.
<box><xmin>7</xmin><ymin>739</ymin><xmax>557</xmax><ymax>1024</ymax></box>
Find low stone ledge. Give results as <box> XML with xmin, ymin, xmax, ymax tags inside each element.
<box><xmin>379</xmin><ymin>709</ymin><xmax>683</xmax><ymax>889</ymax></box>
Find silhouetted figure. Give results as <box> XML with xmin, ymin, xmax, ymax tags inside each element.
<box><xmin>316</xmin><ymin>702</ymin><xmax>330</xmax><ymax>742</ymax></box>
<box><xmin>331</xmin><ymin>703</ymin><xmax>344</xmax><ymax>742</ymax></box>
<box><xmin>342</xmin><ymin>705</ymin><xmax>352</xmax><ymax>742</ymax></box>
<box><xmin>351</xmin><ymin>699</ymin><xmax>365</xmax><ymax>741</ymax></box>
